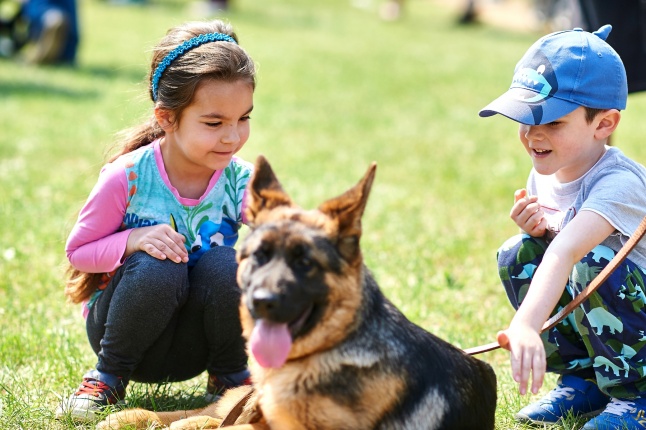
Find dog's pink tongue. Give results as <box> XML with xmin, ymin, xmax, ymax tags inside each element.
<box><xmin>250</xmin><ymin>319</ymin><xmax>292</xmax><ymax>369</ymax></box>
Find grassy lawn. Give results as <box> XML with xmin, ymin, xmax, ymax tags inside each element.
<box><xmin>2</xmin><ymin>0</ymin><xmax>646</xmax><ymax>428</ymax></box>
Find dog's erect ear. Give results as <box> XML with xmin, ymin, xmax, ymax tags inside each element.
<box><xmin>245</xmin><ymin>155</ymin><xmax>294</xmax><ymax>225</ymax></box>
<box><xmin>318</xmin><ymin>162</ymin><xmax>377</xmax><ymax>261</ymax></box>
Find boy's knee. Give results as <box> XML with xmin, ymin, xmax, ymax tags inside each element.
<box><xmin>579</xmin><ymin>245</ymin><xmax>616</xmax><ymax>267</ymax></box>
<box><xmin>497</xmin><ymin>234</ymin><xmax>529</xmax><ymax>265</ymax></box>
<box><xmin>497</xmin><ymin>234</ymin><xmax>548</xmax><ymax>266</ymax></box>
<box><xmin>573</xmin><ymin>245</ymin><xmax>617</xmax><ymax>285</ymax></box>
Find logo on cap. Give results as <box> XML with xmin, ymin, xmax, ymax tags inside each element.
<box><xmin>510</xmin><ymin>49</ymin><xmax>559</xmax><ymax>123</ymax></box>
<box><xmin>511</xmin><ymin>65</ymin><xmax>552</xmax><ymax>103</ymax></box>
<box><xmin>510</xmin><ymin>49</ymin><xmax>557</xmax><ymax>104</ymax></box>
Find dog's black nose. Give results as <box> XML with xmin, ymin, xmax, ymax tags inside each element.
<box><xmin>252</xmin><ymin>289</ymin><xmax>281</xmax><ymax>319</ymax></box>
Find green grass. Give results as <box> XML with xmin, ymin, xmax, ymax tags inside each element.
<box><xmin>3</xmin><ymin>0</ymin><xmax>646</xmax><ymax>428</ymax></box>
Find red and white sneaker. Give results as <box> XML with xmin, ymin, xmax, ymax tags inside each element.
<box><xmin>55</xmin><ymin>370</ymin><xmax>126</xmax><ymax>422</ymax></box>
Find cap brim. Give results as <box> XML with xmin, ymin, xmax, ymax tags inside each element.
<box><xmin>479</xmin><ymin>87</ymin><xmax>580</xmax><ymax>125</ymax></box>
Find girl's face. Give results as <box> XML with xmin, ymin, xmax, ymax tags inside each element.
<box><xmin>161</xmin><ymin>79</ymin><xmax>254</xmax><ymax>174</ymax></box>
<box><xmin>517</xmin><ymin>106</ymin><xmax>607</xmax><ymax>183</ymax></box>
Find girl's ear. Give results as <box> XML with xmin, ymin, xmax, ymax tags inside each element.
<box><xmin>595</xmin><ymin>109</ymin><xmax>621</xmax><ymax>140</ymax></box>
<box><xmin>154</xmin><ymin>107</ymin><xmax>176</xmax><ymax>132</ymax></box>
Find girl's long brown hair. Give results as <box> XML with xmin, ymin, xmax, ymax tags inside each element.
<box><xmin>65</xmin><ymin>19</ymin><xmax>256</xmax><ymax>303</ymax></box>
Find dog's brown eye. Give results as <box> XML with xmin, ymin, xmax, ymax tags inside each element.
<box><xmin>289</xmin><ymin>244</ymin><xmax>314</xmax><ymax>272</ymax></box>
<box><xmin>254</xmin><ymin>242</ymin><xmax>272</xmax><ymax>265</ymax></box>
<box><xmin>294</xmin><ymin>256</ymin><xmax>314</xmax><ymax>271</ymax></box>
<box><xmin>299</xmin><ymin>257</ymin><xmax>311</xmax><ymax>267</ymax></box>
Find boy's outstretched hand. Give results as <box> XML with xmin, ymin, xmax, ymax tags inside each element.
<box><xmin>497</xmin><ymin>325</ymin><xmax>546</xmax><ymax>396</ymax></box>
<box><xmin>510</xmin><ymin>188</ymin><xmax>547</xmax><ymax>237</ymax></box>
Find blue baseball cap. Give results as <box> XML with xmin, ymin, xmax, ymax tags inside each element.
<box><xmin>479</xmin><ymin>25</ymin><xmax>627</xmax><ymax>125</ymax></box>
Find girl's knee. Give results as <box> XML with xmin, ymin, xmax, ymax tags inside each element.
<box><xmin>126</xmin><ymin>251</ymin><xmax>186</xmax><ymax>273</ymax></box>
<box><xmin>120</xmin><ymin>251</ymin><xmax>188</xmax><ymax>296</ymax></box>
<box><xmin>196</xmin><ymin>246</ymin><xmax>237</xmax><ymax>267</ymax></box>
<box><xmin>191</xmin><ymin>247</ymin><xmax>238</xmax><ymax>282</ymax></box>
<box><xmin>188</xmin><ymin>249</ymin><xmax>239</xmax><ymax>309</ymax></box>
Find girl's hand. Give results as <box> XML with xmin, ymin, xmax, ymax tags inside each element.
<box><xmin>126</xmin><ymin>225</ymin><xmax>189</xmax><ymax>263</ymax></box>
<box><xmin>497</xmin><ymin>326</ymin><xmax>546</xmax><ymax>395</ymax></box>
<box><xmin>510</xmin><ymin>188</ymin><xmax>547</xmax><ymax>237</ymax></box>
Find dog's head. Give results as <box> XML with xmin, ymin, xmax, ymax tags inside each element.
<box><xmin>237</xmin><ymin>155</ymin><xmax>376</xmax><ymax>369</ymax></box>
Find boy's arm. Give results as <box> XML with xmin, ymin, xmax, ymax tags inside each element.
<box><xmin>499</xmin><ymin>210</ymin><xmax>615</xmax><ymax>395</ymax></box>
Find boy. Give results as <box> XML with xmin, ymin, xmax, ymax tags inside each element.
<box><xmin>480</xmin><ymin>25</ymin><xmax>646</xmax><ymax>429</ymax></box>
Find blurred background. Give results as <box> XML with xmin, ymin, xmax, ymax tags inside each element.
<box><xmin>2</xmin><ymin>0</ymin><xmax>646</xmax><ymax>428</ymax></box>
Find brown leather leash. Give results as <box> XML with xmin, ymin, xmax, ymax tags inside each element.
<box><xmin>218</xmin><ymin>388</ymin><xmax>254</xmax><ymax>427</ymax></box>
<box><xmin>465</xmin><ymin>215</ymin><xmax>646</xmax><ymax>356</ymax></box>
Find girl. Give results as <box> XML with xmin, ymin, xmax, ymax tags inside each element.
<box><xmin>56</xmin><ymin>19</ymin><xmax>256</xmax><ymax>421</ymax></box>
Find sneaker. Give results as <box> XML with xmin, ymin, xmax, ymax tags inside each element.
<box><xmin>55</xmin><ymin>370</ymin><xmax>127</xmax><ymax>422</ymax></box>
<box><xmin>582</xmin><ymin>398</ymin><xmax>646</xmax><ymax>429</ymax></box>
<box><xmin>515</xmin><ymin>374</ymin><xmax>610</xmax><ymax>425</ymax></box>
<box><xmin>205</xmin><ymin>369</ymin><xmax>252</xmax><ymax>403</ymax></box>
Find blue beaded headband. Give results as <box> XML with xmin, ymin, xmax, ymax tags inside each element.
<box><xmin>151</xmin><ymin>32</ymin><xmax>237</xmax><ymax>101</ymax></box>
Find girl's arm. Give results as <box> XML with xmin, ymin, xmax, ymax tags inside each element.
<box><xmin>498</xmin><ymin>210</ymin><xmax>615</xmax><ymax>395</ymax></box>
<box><xmin>65</xmin><ymin>163</ymin><xmax>132</xmax><ymax>273</ymax></box>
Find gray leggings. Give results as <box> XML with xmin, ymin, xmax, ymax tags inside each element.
<box><xmin>86</xmin><ymin>247</ymin><xmax>247</xmax><ymax>383</ymax></box>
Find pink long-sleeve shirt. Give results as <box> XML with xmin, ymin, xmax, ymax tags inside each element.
<box><xmin>66</xmin><ymin>140</ymin><xmax>251</xmax><ymax>273</ymax></box>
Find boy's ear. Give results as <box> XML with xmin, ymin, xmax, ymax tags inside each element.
<box><xmin>595</xmin><ymin>109</ymin><xmax>621</xmax><ymax>140</ymax></box>
<box><xmin>154</xmin><ymin>107</ymin><xmax>176</xmax><ymax>132</ymax></box>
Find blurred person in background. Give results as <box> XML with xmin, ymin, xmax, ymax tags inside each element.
<box><xmin>0</xmin><ymin>0</ymin><xmax>27</xmax><ymax>57</ymax></box>
<box><xmin>577</xmin><ymin>0</ymin><xmax>646</xmax><ymax>94</ymax></box>
<box><xmin>457</xmin><ymin>0</ymin><xmax>584</xmax><ymax>30</ymax></box>
<box><xmin>190</xmin><ymin>0</ymin><xmax>229</xmax><ymax>17</ymax></box>
<box><xmin>23</xmin><ymin>0</ymin><xmax>78</xmax><ymax>65</ymax></box>
<box><xmin>380</xmin><ymin>0</ymin><xmax>404</xmax><ymax>21</ymax></box>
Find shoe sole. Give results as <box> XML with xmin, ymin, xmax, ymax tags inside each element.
<box><xmin>515</xmin><ymin>407</ymin><xmax>606</xmax><ymax>426</ymax></box>
<box><xmin>55</xmin><ymin>400</ymin><xmax>126</xmax><ymax>422</ymax></box>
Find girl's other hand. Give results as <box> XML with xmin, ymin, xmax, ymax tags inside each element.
<box><xmin>126</xmin><ymin>225</ymin><xmax>189</xmax><ymax>263</ymax></box>
<box><xmin>510</xmin><ymin>188</ymin><xmax>547</xmax><ymax>237</ymax></box>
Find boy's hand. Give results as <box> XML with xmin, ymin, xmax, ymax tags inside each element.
<box><xmin>497</xmin><ymin>326</ymin><xmax>546</xmax><ymax>395</ymax></box>
<box><xmin>510</xmin><ymin>188</ymin><xmax>547</xmax><ymax>237</ymax></box>
<box><xmin>126</xmin><ymin>225</ymin><xmax>189</xmax><ymax>263</ymax></box>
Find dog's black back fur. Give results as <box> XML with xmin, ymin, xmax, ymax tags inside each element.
<box><xmin>335</xmin><ymin>267</ymin><xmax>497</xmax><ymax>429</ymax></box>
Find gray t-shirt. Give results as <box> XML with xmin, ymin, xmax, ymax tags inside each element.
<box><xmin>527</xmin><ymin>146</ymin><xmax>646</xmax><ymax>268</ymax></box>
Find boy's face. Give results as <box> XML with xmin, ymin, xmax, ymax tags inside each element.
<box><xmin>518</xmin><ymin>106</ymin><xmax>608</xmax><ymax>183</ymax></box>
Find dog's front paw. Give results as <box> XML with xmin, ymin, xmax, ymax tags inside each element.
<box><xmin>168</xmin><ymin>415</ymin><xmax>222</xmax><ymax>429</ymax></box>
<box><xmin>95</xmin><ymin>408</ymin><xmax>163</xmax><ymax>429</ymax></box>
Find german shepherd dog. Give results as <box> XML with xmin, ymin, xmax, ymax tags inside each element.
<box><xmin>96</xmin><ymin>156</ymin><xmax>497</xmax><ymax>430</ymax></box>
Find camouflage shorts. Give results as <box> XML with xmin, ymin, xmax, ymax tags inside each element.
<box><xmin>498</xmin><ymin>234</ymin><xmax>646</xmax><ymax>398</ymax></box>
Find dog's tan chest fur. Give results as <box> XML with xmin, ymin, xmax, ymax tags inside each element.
<box><xmin>253</xmin><ymin>353</ymin><xmax>405</xmax><ymax>430</ymax></box>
